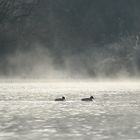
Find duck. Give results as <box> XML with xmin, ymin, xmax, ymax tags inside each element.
<box><xmin>81</xmin><ymin>96</ymin><xmax>94</xmax><ymax>101</ymax></box>
<box><xmin>55</xmin><ymin>96</ymin><xmax>66</xmax><ymax>101</ymax></box>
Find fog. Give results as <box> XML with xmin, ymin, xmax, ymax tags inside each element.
<box><xmin>2</xmin><ymin>39</ymin><xmax>140</xmax><ymax>80</ymax></box>
<box><xmin>0</xmin><ymin>0</ymin><xmax>140</xmax><ymax>79</ymax></box>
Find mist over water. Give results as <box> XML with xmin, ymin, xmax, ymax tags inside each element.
<box><xmin>1</xmin><ymin>1</ymin><xmax>140</xmax><ymax>140</ymax></box>
<box><xmin>1</xmin><ymin>38</ymin><xmax>140</xmax><ymax>79</ymax></box>
<box><xmin>0</xmin><ymin>1</ymin><xmax>140</xmax><ymax>79</ymax></box>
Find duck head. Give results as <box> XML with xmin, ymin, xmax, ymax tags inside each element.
<box><xmin>90</xmin><ymin>96</ymin><xmax>94</xmax><ymax>99</ymax></box>
<box><xmin>62</xmin><ymin>96</ymin><xmax>65</xmax><ymax>100</ymax></box>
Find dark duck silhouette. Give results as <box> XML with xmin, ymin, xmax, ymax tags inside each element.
<box><xmin>81</xmin><ymin>96</ymin><xmax>94</xmax><ymax>101</ymax></box>
<box><xmin>55</xmin><ymin>96</ymin><xmax>66</xmax><ymax>101</ymax></box>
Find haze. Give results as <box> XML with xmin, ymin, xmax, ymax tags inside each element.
<box><xmin>0</xmin><ymin>0</ymin><xmax>140</xmax><ymax>79</ymax></box>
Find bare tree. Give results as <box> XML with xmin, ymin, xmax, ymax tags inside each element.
<box><xmin>0</xmin><ymin>0</ymin><xmax>40</xmax><ymax>23</ymax></box>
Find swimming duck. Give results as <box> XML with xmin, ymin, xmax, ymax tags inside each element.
<box><xmin>55</xmin><ymin>96</ymin><xmax>66</xmax><ymax>101</ymax></box>
<box><xmin>81</xmin><ymin>96</ymin><xmax>94</xmax><ymax>101</ymax></box>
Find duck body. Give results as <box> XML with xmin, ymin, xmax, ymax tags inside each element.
<box><xmin>81</xmin><ymin>96</ymin><xmax>94</xmax><ymax>101</ymax></box>
<box><xmin>55</xmin><ymin>96</ymin><xmax>65</xmax><ymax>101</ymax></box>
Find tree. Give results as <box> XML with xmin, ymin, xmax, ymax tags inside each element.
<box><xmin>0</xmin><ymin>0</ymin><xmax>40</xmax><ymax>23</ymax></box>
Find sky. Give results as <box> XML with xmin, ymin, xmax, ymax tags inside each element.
<box><xmin>0</xmin><ymin>0</ymin><xmax>140</xmax><ymax>79</ymax></box>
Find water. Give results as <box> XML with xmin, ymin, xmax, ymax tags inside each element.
<box><xmin>0</xmin><ymin>81</ymin><xmax>140</xmax><ymax>140</ymax></box>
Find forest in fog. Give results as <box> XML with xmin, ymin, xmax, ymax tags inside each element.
<box><xmin>0</xmin><ymin>0</ymin><xmax>140</xmax><ymax>78</ymax></box>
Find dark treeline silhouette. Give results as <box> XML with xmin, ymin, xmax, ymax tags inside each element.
<box><xmin>0</xmin><ymin>0</ymin><xmax>39</xmax><ymax>22</ymax></box>
<box><xmin>0</xmin><ymin>0</ymin><xmax>140</xmax><ymax>78</ymax></box>
<box><xmin>0</xmin><ymin>0</ymin><xmax>40</xmax><ymax>55</ymax></box>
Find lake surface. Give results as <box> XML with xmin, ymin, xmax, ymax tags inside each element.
<box><xmin>0</xmin><ymin>81</ymin><xmax>140</xmax><ymax>140</ymax></box>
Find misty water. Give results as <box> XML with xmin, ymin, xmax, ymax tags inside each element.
<box><xmin>0</xmin><ymin>81</ymin><xmax>140</xmax><ymax>140</ymax></box>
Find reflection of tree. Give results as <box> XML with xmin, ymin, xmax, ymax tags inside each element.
<box><xmin>0</xmin><ymin>0</ymin><xmax>40</xmax><ymax>23</ymax></box>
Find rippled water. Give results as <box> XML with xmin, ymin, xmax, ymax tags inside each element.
<box><xmin>0</xmin><ymin>81</ymin><xmax>140</xmax><ymax>140</ymax></box>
